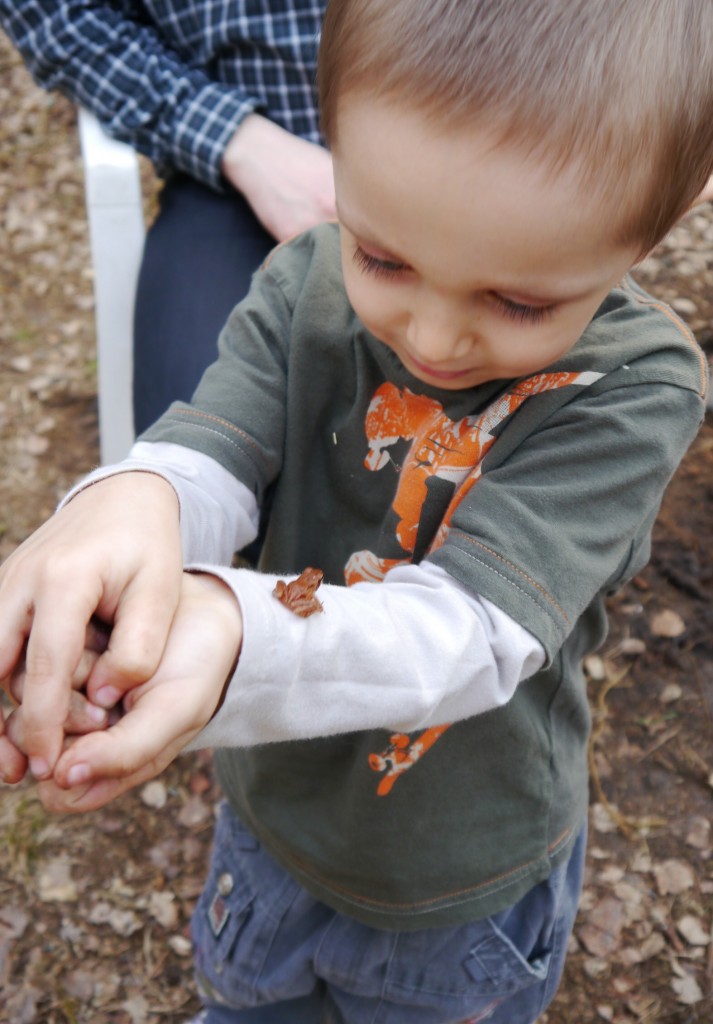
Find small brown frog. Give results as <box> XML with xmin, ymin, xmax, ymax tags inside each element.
<box><xmin>273</xmin><ymin>567</ymin><xmax>324</xmax><ymax>617</ymax></box>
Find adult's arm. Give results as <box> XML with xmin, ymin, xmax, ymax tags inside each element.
<box><xmin>0</xmin><ymin>0</ymin><xmax>259</xmax><ymax>188</ymax></box>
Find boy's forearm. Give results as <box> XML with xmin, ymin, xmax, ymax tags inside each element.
<box><xmin>184</xmin><ymin>561</ymin><xmax>545</xmax><ymax>750</ymax></box>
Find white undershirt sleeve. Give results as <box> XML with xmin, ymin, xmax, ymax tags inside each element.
<box><xmin>185</xmin><ymin>560</ymin><xmax>545</xmax><ymax>749</ymax></box>
<box><xmin>59</xmin><ymin>441</ymin><xmax>259</xmax><ymax>564</ymax></box>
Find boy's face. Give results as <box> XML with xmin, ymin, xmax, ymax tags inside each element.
<box><xmin>333</xmin><ymin>96</ymin><xmax>640</xmax><ymax>390</ymax></box>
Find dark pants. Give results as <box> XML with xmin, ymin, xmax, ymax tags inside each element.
<box><xmin>132</xmin><ymin>175</ymin><xmax>275</xmax><ymax>435</ymax></box>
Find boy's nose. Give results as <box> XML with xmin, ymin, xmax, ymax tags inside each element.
<box><xmin>405</xmin><ymin>301</ymin><xmax>475</xmax><ymax>363</ymax></box>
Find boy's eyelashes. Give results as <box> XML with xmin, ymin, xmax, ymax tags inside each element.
<box><xmin>352</xmin><ymin>244</ymin><xmax>407</xmax><ymax>278</ymax></box>
<box><xmin>352</xmin><ymin>243</ymin><xmax>556</xmax><ymax>327</ymax></box>
<box><xmin>491</xmin><ymin>294</ymin><xmax>556</xmax><ymax>325</ymax></box>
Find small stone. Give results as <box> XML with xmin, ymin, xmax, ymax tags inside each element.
<box><xmin>650</xmin><ymin>609</ymin><xmax>686</xmax><ymax>638</ymax></box>
<box><xmin>168</xmin><ymin>934</ymin><xmax>193</xmax><ymax>957</ymax></box>
<box><xmin>584</xmin><ymin>654</ymin><xmax>606</xmax><ymax>681</ymax></box>
<box><xmin>671</xmin><ymin>297</ymin><xmax>697</xmax><ymax>316</ymax></box>
<box><xmin>659</xmin><ymin>683</ymin><xmax>682</xmax><ymax>704</ymax></box>
<box><xmin>617</xmin><ymin>637</ymin><xmax>647</xmax><ymax>655</ymax></box>
<box><xmin>140</xmin><ymin>780</ymin><xmax>168</xmax><ymax>809</ymax></box>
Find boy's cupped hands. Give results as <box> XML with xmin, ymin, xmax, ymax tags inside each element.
<box><xmin>0</xmin><ymin>472</ymin><xmax>243</xmax><ymax>812</ymax></box>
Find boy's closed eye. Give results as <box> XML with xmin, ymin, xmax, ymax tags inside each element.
<box><xmin>353</xmin><ymin>243</ymin><xmax>408</xmax><ymax>279</ymax></box>
<box><xmin>352</xmin><ymin>243</ymin><xmax>556</xmax><ymax>325</ymax></box>
<box><xmin>491</xmin><ymin>294</ymin><xmax>556</xmax><ymax>325</ymax></box>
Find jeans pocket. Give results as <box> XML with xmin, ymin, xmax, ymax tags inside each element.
<box><xmin>463</xmin><ymin>921</ymin><xmax>551</xmax><ymax>995</ymax></box>
<box><xmin>192</xmin><ymin>808</ymin><xmax>258</xmax><ymax>1007</ymax></box>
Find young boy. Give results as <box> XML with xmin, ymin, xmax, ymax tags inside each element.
<box><xmin>1</xmin><ymin>1</ymin><xmax>712</xmax><ymax>1021</ymax></box>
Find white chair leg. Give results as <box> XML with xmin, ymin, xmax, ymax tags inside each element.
<box><xmin>79</xmin><ymin>108</ymin><xmax>145</xmax><ymax>464</ymax></box>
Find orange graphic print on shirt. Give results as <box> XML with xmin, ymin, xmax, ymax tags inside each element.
<box><xmin>348</xmin><ymin>371</ymin><xmax>603</xmax><ymax>795</ymax></box>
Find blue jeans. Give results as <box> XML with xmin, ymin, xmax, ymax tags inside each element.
<box><xmin>191</xmin><ymin>803</ymin><xmax>586</xmax><ymax>1024</ymax></box>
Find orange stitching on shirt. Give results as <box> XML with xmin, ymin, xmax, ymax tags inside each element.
<box><xmin>622</xmin><ymin>281</ymin><xmax>708</xmax><ymax>399</ymax></box>
<box><xmin>452</xmin><ymin>532</ymin><xmax>571</xmax><ymax>625</ymax></box>
<box><xmin>170</xmin><ymin>408</ymin><xmax>264</xmax><ymax>458</ymax></box>
<box><xmin>280</xmin><ymin>827</ymin><xmax>574</xmax><ymax>911</ymax></box>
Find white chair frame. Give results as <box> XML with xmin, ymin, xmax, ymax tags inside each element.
<box><xmin>79</xmin><ymin>108</ymin><xmax>144</xmax><ymax>464</ymax></box>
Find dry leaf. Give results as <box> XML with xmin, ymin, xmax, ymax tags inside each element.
<box><xmin>177</xmin><ymin>795</ymin><xmax>211</xmax><ymax>828</ymax></box>
<box><xmin>671</xmin><ymin>974</ymin><xmax>703</xmax><ymax>1005</ymax></box>
<box><xmin>0</xmin><ymin>907</ymin><xmax>29</xmax><ymax>938</ymax></box>
<box><xmin>652</xmin><ymin>858</ymin><xmax>695</xmax><ymax>895</ymax></box>
<box><xmin>122</xmin><ymin>994</ymin><xmax>149</xmax><ymax>1023</ymax></box>
<box><xmin>591</xmin><ymin>802</ymin><xmax>619</xmax><ymax>834</ymax></box>
<box><xmin>148</xmin><ymin>890</ymin><xmax>178</xmax><ymax>929</ymax></box>
<box><xmin>578</xmin><ymin>898</ymin><xmax>624</xmax><ymax>957</ymax></box>
<box><xmin>37</xmin><ymin>857</ymin><xmax>78</xmax><ymax>903</ymax></box>
<box><xmin>63</xmin><ymin>969</ymin><xmax>95</xmax><ymax>1002</ymax></box>
<box><xmin>676</xmin><ymin>915</ymin><xmax>710</xmax><ymax>947</ymax></box>
<box><xmin>650</xmin><ymin>609</ymin><xmax>686</xmax><ymax>638</ymax></box>
<box><xmin>639</xmin><ymin>932</ymin><xmax>666</xmax><ymax>960</ymax></box>
<box><xmin>685</xmin><ymin>816</ymin><xmax>711</xmax><ymax>851</ymax></box>
<box><xmin>107</xmin><ymin>909</ymin><xmax>142</xmax><ymax>937</ymax></box>
<box><xmin>88</xmin><ymin>901</ymin><xmax>142</xmax><ymax>936</ymax></box>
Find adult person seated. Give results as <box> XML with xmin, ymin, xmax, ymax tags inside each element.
<box><xmin>1</xmin><ymin>0</ymin><xmax>334</xmax><ymax>432</ymax></box>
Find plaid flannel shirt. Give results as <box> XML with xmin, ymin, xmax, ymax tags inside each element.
<box><xmin>0</xmin><ymin>0</ymin><xmax>326</xmax><ymax>189</ymax></box>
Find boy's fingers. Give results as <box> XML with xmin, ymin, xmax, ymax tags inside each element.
<box><xmin>0</xmin><ymin>706</ymin><xmax>28</xmax><ymax>784</ymax></box>
<box><xmin>11</xmin><ymin>647</ymin><xmax>102</xmax><ymax>703</ymax></box>
<box><xmin>53</xmin><ymin>689</ymin><xmax>194</xmax><ymax>792</ymax></box>
<box><xmin>19</xmin><ymin>589</ymin><xmax>100</xmax><ymax>775</ymax></box>
<box><xmin>37</xmin><ymin>772</ymin><xmax>146</xmax><ymax>814</ymax></box>
<box><xmin>86</xmin><ymin>579</ymin><xmax>181</xmax><ymax>705</ymax></box>
<box><xmin>7</xmin><ymin>688</ymin><xmax>108</xmax><ymax>757</ymax></box>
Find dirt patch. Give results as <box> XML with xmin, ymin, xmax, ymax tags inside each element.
<box><xmin>1</xmin><ymin>31</ymin><xmax>712</xmax><ymax>1024</ymax></box>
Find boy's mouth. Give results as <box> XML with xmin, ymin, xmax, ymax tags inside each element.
<box><xmin>405</xmin><ymin>353</ymin><xmax>473</xmax><ymax>382</ymax></box>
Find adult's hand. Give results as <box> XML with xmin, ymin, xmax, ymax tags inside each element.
<box><xmin>37</xmin><ymin>572</ymin><xmax>242</xmax><ymax>814</ymax></box>
<box><xmin>0</xmin><ymin>472</ymin><xmax>182</xmax><ymax>780</ymax></box>
<box><xmin>221</xmin><ymin>114</ymin><xmax>336</xmax><ymax>241</ymax></box>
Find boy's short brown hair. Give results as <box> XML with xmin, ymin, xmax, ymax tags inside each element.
<box><xmin>319</xmin><ymin>0</ymin><xmax>713</xmax><ymax>252</ymax></box>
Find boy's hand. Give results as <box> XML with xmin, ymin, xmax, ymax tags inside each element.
<box><xmin>36</xmin><ymin>572</ymin><xmax>242</xmax><ymax>814</ymax></box>
<box><xmin>0</xmin><ymin>472</ymin><xmax>182</xmax><ymax>780</ymax></box>
<box><xmin>1</xmin><ymin>620</ymin><xmax>111</xmax><ymax>783</ymax></box>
